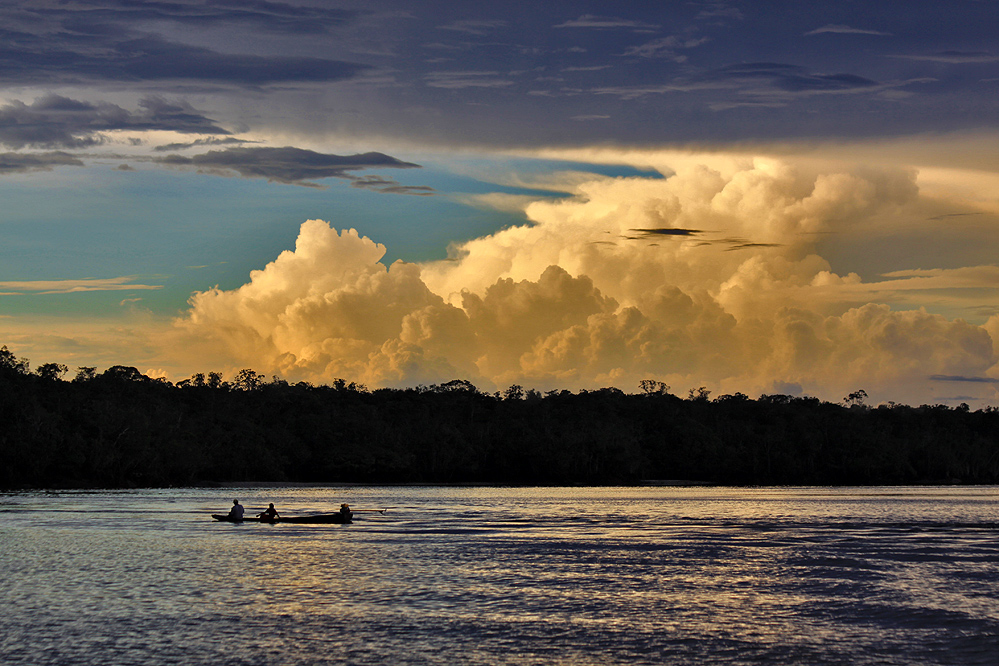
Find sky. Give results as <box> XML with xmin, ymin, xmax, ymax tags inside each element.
<box><xmin>2</xmin><ymin>0</ymin><xmax>999</xmax><ymax>407</ymax></box>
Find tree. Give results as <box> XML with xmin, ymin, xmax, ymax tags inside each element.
<box><xmin>503</xmin><ymin>384</ymin><xmax>525</xmax><ymax>400</ymax></box>
<box><xmin>844</xmin><ymin>389</ymin><xmax>868</xmax><ymax>408</ymax></box>
<box><xmin>233</xmin><ymin>368</ymin><xmax>263</xmax><ymax>391</ymax></box>
<box><xmin>36</xmin><ymin>363</ymin><xmax>69</xmax><ymax>381</ymax></box>
<box><xmin>0</xmin><ymin>345</ymin><xmax>29</xmax><ymax>375</ymax></box>
<box><xmin>102</xmin><ymin>366</ymin><xmax>148</xmax><ymax>382</ymax></box>
<box><xmin>206</xmin><ymin>371</ymin><xmax>226</xmax><ymax>389</ymax></box>
<box><xmin>687</xmin><ymin>386</ymin><xmax>711</xmax><ymax>402</ymax></box>
<box><xmin>639</xmin><ymin>379</ymin><xmax>670</xmax><ymax>396</ymax></box>
<box><xmin>434</xmin><ymin>379</ymin><xmax>479</xmax><ymax>394</ymax></box>
<box><xmin>73</xmin><ymin>366</ymin><xmax>97</xmax><ymax>382</ymax></box>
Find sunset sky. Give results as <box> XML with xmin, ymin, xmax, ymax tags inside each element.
<box><xmin>2</xmin><ymin>0</ymin><xmax>999</xmax><ymax>407</ymax></box>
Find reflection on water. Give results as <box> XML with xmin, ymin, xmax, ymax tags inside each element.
<box><xmin>1</xmin><ymin>486</ymin><xmax>997</xmax><ymax>665</ymax></box>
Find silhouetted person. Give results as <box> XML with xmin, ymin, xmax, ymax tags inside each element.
<box><xmin>339</xmin><ymin>503</ymin><xmax>352</xmax><ymax>521</ymax></box>
<box><xmin>228</xmin><ymin>499</ymin><xmax>244</xmax><ymax>520</ymax></box>
<box><xmin>258</xmin><ymin>503</ymin><xmax>280</xmax><ymax>521</ymax></box>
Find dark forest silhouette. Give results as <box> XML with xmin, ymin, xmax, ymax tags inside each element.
<box><xmin>2</xmin><ymin>345</ymin><xmax>998</xmax><ymax>489</ymax></box>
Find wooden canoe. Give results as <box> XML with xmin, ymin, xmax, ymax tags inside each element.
<box><xmin>212</xmin><ymin>513</ymin><xmax>352</xmax><ymax>524</ymax></box>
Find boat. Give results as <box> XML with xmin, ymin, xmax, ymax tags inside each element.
<box><xmin>212</xmin><ymin>512</ymin><xmax>352</xmax><ymax>524</ymax></box>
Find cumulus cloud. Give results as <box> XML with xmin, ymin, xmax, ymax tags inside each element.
<box><xmin>176</xmin><ymin>221</ymin><xmax>473</xmax><ymax>385</ymax></box>
<box><xmin>173</xmin><ymin>152</ymin><xmax>999</xmax><ymax>405</ymax></box>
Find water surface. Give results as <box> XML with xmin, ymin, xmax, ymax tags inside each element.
<box><xmin>1</xmin><ymin>486</ymin><xmax>997</xmax><ymax>665</ymax></box>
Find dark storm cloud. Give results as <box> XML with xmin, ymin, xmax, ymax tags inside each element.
<box><xmin>12</xmin><ymin>0</ymin><xmax>357</xmax><ymax>36</ymax></box>
<box><xmin>0</xmin><ymin>34</ymin><xmax>367</xmax><ymax>87</ymax></box>
<box><xmin>0</xmin><ymin>151</ymin><xmax>84</xmax><ymax>174</ymax></box>
<box><xmin>0</xmin><ymin>2</ymin><xmax>368</xmax><ymax>88</ymax></box>
<box><xmin>0</xmin><ymin>94</ymin><xmax>228</xmax><ymax>149</ymax></box>
<box><xmin>154</xmin><ymin>146</ymin><xmax>422</xmax><ymax>188</ymax></box>
<box><xmin>110</xmin><ymin>37</ymin><xmax>367</xmax><ymax>85</ymax></box>
<box><xmin>2</xmin><ymin>1</ymin><xmax>998</xmax><ymax>148</ymax></box>
<box><xmin>42</xmin><ymin>0</ymin><xmax>358</xmax><ymax>35</ymax></box>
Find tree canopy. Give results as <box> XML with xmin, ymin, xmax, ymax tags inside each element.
<box><xmin>2</xmin><ymin>345</ymin><xmax>998</xmax><ymax>489</ymax></box>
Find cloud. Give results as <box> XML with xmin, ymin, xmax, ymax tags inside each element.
<box><xmin>623</xmin><ymin>35</ymin><xmax>710</xmax><ymax>60</ymax></box>
<box><xmin>22</xmin><ymin>0</ymin><xmax>358</xmax><ymax>35</ymax></box>
<box><xmin>153</xmin><ymin>137</ymin><xmax>256</xmax><ymax>152</ymax></box>
<box><xmin>890</xmin><ymin>51</ymin><xmax>999</xmax><ymax>64</ymax></box>
<box><xmin>438</xmin><ymin>20</ymin><xmax>508</xmax><ymax>35</ymax></box>
<box><xmin>553</xmin><ymin>15</ymin><xmax>660</xmax><ymax>31</ymax></box>
<box><xmin>175</xmin><ymin>221</ymin><xmax>475</xmax><ymax>385</ymax></box>
<box><xmin>628</xmin><ymin>228</ymin><xmax>703</xmax><ymax>238</ymax></box>
<box><xmin>451</xmin><ymin>192</ymin><xmax>550</xmax><ymax>213</ymax></box>
<box><xmin>930</xmin><ymin>375</ymin><xmax>999</xmax><ymax>384</ymax></box>
<box><xmin>804</xmin><ymin>24</ymin><xmax>892</xmax><ymax>36</ymax></box>
<box><xmin>424</xmin><ymin>71</ymin><xmax>515</xmax><ymax>89</ymax></box>
<box><xmin>696</xmin><ymin>5</ymin><xmax>743</xmax><ymax>21</ymax></box>
<box><xmin>0</xmin><ymin>5</ymin><xmax>368</xmax><ymax>88</ymax></box>
<box><xmin>0</xmin><ymin>152</ymin><xmax>84</xmax><ymax>174</ymax></box>
<box><xmin>106</xmin><ymin>36</ymin><xmax>368</xmax><ymax>86</ymax></box>
<box><xmin>0</xmin><ymin>277</ymin><xmax>163</xmax><ymax>294</ymax></box>
<box><xmin>705</xmin><ymin>63</ymin><xmax>881</xmax><ymax>94</ymax></box>
<box><xmin>154</xmin><ymin>146</ymin><xmax>422</xmax><ymax>188</ymax></box>
<box><xmin>350</xmin><ymin>175</ymin><xmax>436</xmax><ymax>196</ymax></box>
<box><xmin>0</xmin><ymin>95</ymin><xmax>229</xmax><ymax>149</ymax></box>
<box><xmin>589</xmin><ymin>63</ymin><xmax>920</xmax><ymax>103</ymax></box>
<box><xmin>168</xmin><ymin>152</ymin><xmax>999</xmax><ymax>405</ymax></box>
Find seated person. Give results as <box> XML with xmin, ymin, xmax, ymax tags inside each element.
<box><xmin>228</xmin><ymin>499</ymin><xmax>244</xmax><ymax>520</ymax></box>
<box><xmin>339</xmin><ymin>503</ymin><xmax>352</xmax><ymax>520</ymax></box>
<box><xmin>258</xmin><ymin>503</ymin><xmax>280</xmax><ymax>521</ymax></box>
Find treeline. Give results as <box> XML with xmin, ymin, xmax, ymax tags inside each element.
<box><xmin>2</xmin><ymin>346</ymin><xmax>999</xmax><ymax>489</ymax></box>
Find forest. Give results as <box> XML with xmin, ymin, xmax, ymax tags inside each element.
<box><xmin>2</xmin><ymin>345</ymin><xmax>999</xmax><ymax>489</ymax></box>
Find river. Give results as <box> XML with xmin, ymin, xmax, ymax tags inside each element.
<box><xmin>1</xmin><ymin>486</ymin><xmax>997</xmax><ymax>665</ymax></box>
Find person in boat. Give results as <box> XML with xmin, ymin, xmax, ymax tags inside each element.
<box><xmin>339</xmin><ymin>503</ymin><xmax>352</xmax><ymax>520</ymax></box>
<box><xmin>258</xmin><ymin>503</ymin><xmax>280</xmax><ymax>521</ymax></box>
<box><xmin>228</xmin><ymin>499</ymin><xmax>245</xmax><ymax>520</ymax></box>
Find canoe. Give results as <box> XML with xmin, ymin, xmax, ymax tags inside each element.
<box><xmin>212</xmin><ymin>513</ymin><xmax>352</xmax><ymax>524</ymax></box>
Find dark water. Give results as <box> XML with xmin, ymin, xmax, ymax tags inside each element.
<box><xmin>1</xmin><ymin>486</ymin><xmax>997</xmax><ymax>665</ymax></box>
